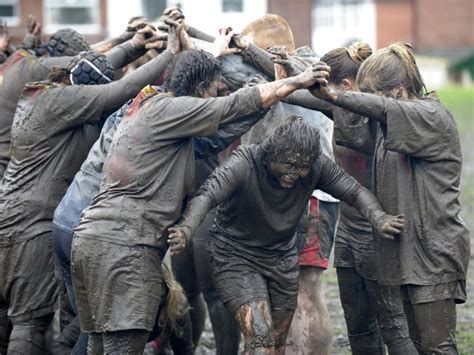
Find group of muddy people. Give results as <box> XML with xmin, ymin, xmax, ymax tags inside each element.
<box><xmin>0</xmin><ymin>6</ymin><xmax>470</xmax><ymax>355</ymax></box>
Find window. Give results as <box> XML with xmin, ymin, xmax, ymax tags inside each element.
<box><xmin>142</xmin><ymin>0</ymin><xmax>168</xmax><ymax>21</ymax></box>
<box><xmin>222</xmin><ymin>0</ymin><xmax>243</xmax><ymax>13</ymax></box>
<box><xmin>44</xmin><ymin>0</ymin><xmax>100</xmax><ymax>33</ymax></box>
<box><xmin>0</xmin><ymin>0</ymin><xmax>19</xmax><ymax>25</ymax></box>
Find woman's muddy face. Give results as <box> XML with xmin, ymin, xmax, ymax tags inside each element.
<box><xmin>269</xmin><ymin>150</ymin><xmax>312</xmax><ymax>189</ymax></box>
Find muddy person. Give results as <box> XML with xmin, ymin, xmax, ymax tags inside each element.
<box><xmin>168</xmin><ymin>115</ymin><xmax>406</xmax><ymax>355</ymax></box>
<box><xmin>0</xmin><ymin>17</ymin><xmax>156</xmax><ymax>179</ymax></box>
<box><xmin>0</xmin><ymin>22</ymin><xmax>177</xmax><ymax>353</ymax></box>
<box><xmin>310</xmin><ymin>42</ymin><xmax>470</xmax><ymax>354</ymax></box>
<box><xmin>70</xmin><ymin>31</ymin><xmax>326</xmax><ymax>352</ymax></box>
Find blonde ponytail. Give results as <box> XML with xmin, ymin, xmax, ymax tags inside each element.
<box><xmin>347</xmin><ymin>42</ymin><xmax>372</xmax><ymax>65</ymax></box>
<box><xmin>159</xmin><ymin>263</ymin><xmax>189</xmax><ymax>332</ymax></box>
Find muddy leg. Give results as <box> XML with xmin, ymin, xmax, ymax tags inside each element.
<box><xmin>234</xmin><ymin>300</ymin><xmax>275</xmax><ymax>354</ymax></box>
<box><xmin>404</xmin><ymin>299</ymin><xmax>457</xmax><ymax>355</ymax></box>
<box><xmin>0</xmin><ymin>299</ymin><xmax>10</xmax><ymax>354</ymax></box>
<box><xmin>102</xmin><ymin>329</ymin><xmax>150</xmax><ymax>354</ymax></box>
<box><xmin>7</xmin><ymin>313</ymin><xmax>53</xmax><ymax>354</ymax></box>
<box><xmin>336</xmin><ymin>268</ymin><xmax>384</xmax><ymax>355</ymax></box>
<box><xmin>87</xmin><ymin>332</ymin><xmax>103</xmax><ymax>355</ymax></box>
<box><xmin>194</xmin><ymin>209</ymin><xmax>240</xmax><ymax>355</ymax></box>
<box><xmin>272</xmin><ymin>309</ymin><xmax>295</xmax><ymax>355</ymax></box>
<box><xmin>172</xmin><ymin>241</ymin><xmax>205</xmax><ymax>347</ymax></box>
<box><xmin>366</xmin><ymin>281</ymin><xmax>417</xmax><ymax>355</ymax></box>
<box><xmin>286</xmin><ymin>267</ymin><xmax>332</xmax><ymax>354</ymax></box>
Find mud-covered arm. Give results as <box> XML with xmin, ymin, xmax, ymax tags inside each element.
<box><xmin>91</xmin><ymin>31</ymin><xmax>133</xmax><ymax>54</ymax></box>
<box><xmin>102</xmin><ymin>49</ymin><xmax>174</xmax><ymax>110</ymax></box>
<box><xmin>104</xmin><ymin>41</ymin><xmax>147</xmax><ymax>70</ymax></box>
<box><xmin>330</xmin><ymin>91</ymin><xmax>451</xmax><ymax>159</ymax></box>
<box><xmin>316</xmin><ymin>155</ymin><xmax>404</xmax><ymax>239</ymax></box>
<box><xmin>178</xmin><ymin>148</ymin><xmax>250</xmax><ymax>237</ymax></box>
<box><xmin>284</xmin><ymin>89</ymin><xmax>334</xmax><ymax>119</ymax></box>
<box><xmin>240</xmin><ymin>43</ymin><xmax>275</xmax><ymax>79</ymax></box>
<box><xmin>187</xmin><ymin>26</ymin><xmax>215</xmax><ymax>42</ymax></box>
<box><xmin>194</xmin><ymin>109</ymin><xmax>266</xmax><ymax>159</ymax></box>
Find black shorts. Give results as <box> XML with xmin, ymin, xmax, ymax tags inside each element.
<box><xmin>0</xmin><ymin>235</ymin><xmax>62</xmax><ymax>322</ymax></box>
<box><xmin>334</xmin><ymin>224</ymin><xmax>377</xmax><ymax>280</ymax></box>
<box><xmin>71</xmin><ymin>237</ymin><xmax>165</xmax><ymax>333</ymax></box>
<box><xmin>207</xmin><ymin>235</ymin><xmax>299</xmax><ymax>315</ymax></box>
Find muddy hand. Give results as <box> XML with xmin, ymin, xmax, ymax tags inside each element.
<box><xmin>168</xmin><ymin>226</ymin><xmax>190</xmax><ymax>256</ymax></box>
<box><xmin>0</xmin><ymin>19</ymin><xmax>10</xmax><ymax>52</ymax></box>
<box><xmin>179</xmin><ymin>27</ymin><xmax>195</xmax><ymax>51</ymax></box>
<box><xmin>245</xmin><ymin>74</ymin><xmax>268</xmax><ymax>88</ymax></box>
<box><xmin>163</xmin><ymin>19</ymin><xmax>181</xmax><ymax>54</ymax></box>
<box><xmin>162</xmin><ymin>6</ymin><xmax>185</xmax><ymax>22</ymax></box>
<box><xmin>126</xmin><ymin>16</ymin><xmax>153</xmax><ymax>34</ymax></box>
<box><xmin>130</xmin><ymin>25</ymin><xmax>167</xmax><ymax>51</ymax></box>
<box><xmin>27</xmin><ymin>15</ymin><xmax>41</xmax><ymax>35</ymax></box>
<box><xmin>377</xmin><ymin>214</ymin><xmax>405</xmax><ymax>240</ymax></box>
<box><xmin>294</xmin><ymin>63</ymin><xmax>330</xmax><ymax>89</ymax></box>
<box><xmin>231</xmin><ymin>33</ymin><xmax>249</xmax><ymax>50</ymax></box>
<box><xmin>209</xmin><ymin>28</ymin><xmax>241</xmax><ymax>58</ymax></box>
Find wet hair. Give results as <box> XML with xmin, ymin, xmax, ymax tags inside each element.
<box><xmin>159</xmin><ymin>263</ymin><xmax>189</xmax><ymax>333</ymax></box>
<box><xmin>261</xmin><ymin>115</ymin><xmax>321</xmax><ymax>162</ymax></box>
<box><xmin>242</xmin><ymin>14</ymin><xmax>295</xmax><ymax>52</ymax></box>
<box><xmin>357</xmin><ymin>42</ymin><xmax>426</xmax><ymax>98</ymax></box>
<box><xmin>43</xmin><ymin>28</ymin><xmax>90</xmax><ymax>57</ymax></box>
<box><xmin>164</xmin><ymin>49</ymin><xmax>222</xmax><ymax>97</ymax></box>
<box><xmin>320</xmin><ymin>42</ymin><xmax>372</xmax><ymax>84</ymax></box>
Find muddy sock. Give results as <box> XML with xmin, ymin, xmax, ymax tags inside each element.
<box><xmin>7</xmin><ymin>313</ymin><xmax>53</xmax><ymax>354</ymax></box>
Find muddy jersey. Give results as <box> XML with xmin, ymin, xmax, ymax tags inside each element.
<box><xmin>74</xmin><ymin>87</ymin><xmax>263</xmax><ymax>255</ymax></box>
<box><xmin>0</xmin><ymin>52</ymin><xmax>71</xmax><ymax>177</ymax></box>
<box><xmin>332</xmin><ymin>108</ymin><xmax>378</xmax><ymax>235</ymax></box>
<box><xmin>180</xmin><ymin>144</ymin><xmax>365</xmax><ymax>255</ymax></box>
<box><xmin>336</xmin><ymin>92</ymin><xmax>470</xmax><ymax>286</ymax></box>
<box><xmin>0</xmin><ymin>82</ymin><xmax>105</xmax><ymax>244</ymax></box>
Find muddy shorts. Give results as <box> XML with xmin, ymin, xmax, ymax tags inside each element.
<box><xmin>334</xmin><ymin>224</ymin><xmax>377</xmax><ymax>280</ymax></box>
<box><xmin>71</xmin><ymin>237</ymin><xmax>165</xmax><ymax>333</ymax></box>
<box><xmin>0</xmin><ymin>235</ymin><xmax>62</xmax><ymax>322</ymax></box>
<box><xmin>400</xmin><ymin>280</ymin><xmax>467</xmax><ymax>305</ymax></box>
<box><xmin>297</xmin><ymin>197</ymin><xmax>339</xmax><ymax>269</ymax></box>
<box><xmin>207</xmin><ymin>235</ymin><xmax>299</xmax><ymax>316</ymax></box>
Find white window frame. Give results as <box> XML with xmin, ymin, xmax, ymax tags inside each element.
<box><xmin>0</xmin><ymin>0</ymin><xmax>20</xmax><ymax>26</ymax></box>
<box><xmin>44</xmin><ymin>0</ymin><xmax>100</xmax><ymax>35</ymax></box>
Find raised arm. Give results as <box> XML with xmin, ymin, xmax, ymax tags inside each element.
<box><xmin>194</xmin><ymin>109</ymin><xmax>266</xmax><ymax>159</ymax></box>
<box><xmin>168</xmin><ymin>148</ymin><xmax>251</xmax><ymax>255</ymax></box>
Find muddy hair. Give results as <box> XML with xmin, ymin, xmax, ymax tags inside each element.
<box><xmin>356</xmin><ymin>42</ymin><xmax>427</xmax><ymax>98</ymax></box>
<box><xmin>261</xmin><ymin>115</ymin><xmax>321</xmax><ymax>162</ymax></box>
<box><xmin>163</xmin><ymin>49</ymin><xmax>222</xmax><ymax>97</ymax></box>
<box><xmin>320</xmin><ymin>42</ymin><xmax>372</xmax><ymax>84</ymax></box>
<box><xmin>242</xmin><ymin>14</ymin><xmax>295</xmax><ymax>52</ymax></box>
<box><xmin>159</xmin><ymin>263</ymin><xmax>189</xmax><ymax>333</ymax></box>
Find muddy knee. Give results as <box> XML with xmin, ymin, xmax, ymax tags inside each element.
<box><xmin>234</xmin><ymin>301</ymin><xmax>275</xmax><ymax>349</ymax></box>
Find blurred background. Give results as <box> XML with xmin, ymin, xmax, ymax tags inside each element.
<box><xmin>2</xmin><ymin>0</ymin><xmax>473</xmax><ymax>353</ymax></box>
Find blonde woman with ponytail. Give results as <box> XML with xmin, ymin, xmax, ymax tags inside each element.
<box><xmin>310</xmin><ymin>42</ymin><xmax>470</xmax><ymax>355</ymax></box>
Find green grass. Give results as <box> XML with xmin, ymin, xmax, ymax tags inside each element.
<box><xmin>437</xmin><ymin>85</ymin><xmax>474</xmax><ymax>134</ymax></box>
<box><xmin>456</xmin><ymin>324</ymin><xmax>474</xmax><ymax>354</ymax></box>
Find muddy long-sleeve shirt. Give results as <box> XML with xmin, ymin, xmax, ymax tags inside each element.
<box><xmin>177</xmin><ymin>144</ymin><xmax>388</xmax><ymax>256</ymax></box>
<box><xmin>0</xmin><ymin>51</ymin><xmax>73</xmax><ymax>177</ymax></box>
<box><xmin>74</xmin><ymin>86</ymin><xmax>263</xmax><ymax>256</ymax></box>
<box><xmin>53</xmin><ymin>87</ymin><xmax>265</xmax><ymax>235</ymax></box>
<box><xmin>333</xmin><ymin>91</ymin><xmax>470</xmax><ymax>286</ymax></box>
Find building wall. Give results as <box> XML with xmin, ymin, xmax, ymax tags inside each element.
<box><xmin>375</xmin><ymin>0</ymin><xmax>414</xmax><ymax>48</ymax></box>
<box><xmin>414</xmin><ymin>0</ymin><xmax>474</xmax><ymax>50</ymax></box>
<box><xmin>6</xmin><ymin>0</ymin><xmax>107</xmax><ymax>47</ymax></box>
<box><xmin>267</xmin><ymin>0</ymin><xmax>312</xmax><ymax>49</ymax></box>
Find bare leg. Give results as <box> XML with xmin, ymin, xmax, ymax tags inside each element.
<box><xmin>234</xmin><ymin>300</ymin><xmax>275</xmax><ymax>354</ymax></box>
<box><xmin>286</xmin><ymin>267</ymin><xmax>332</xmax><ymax>355</ymax></box>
